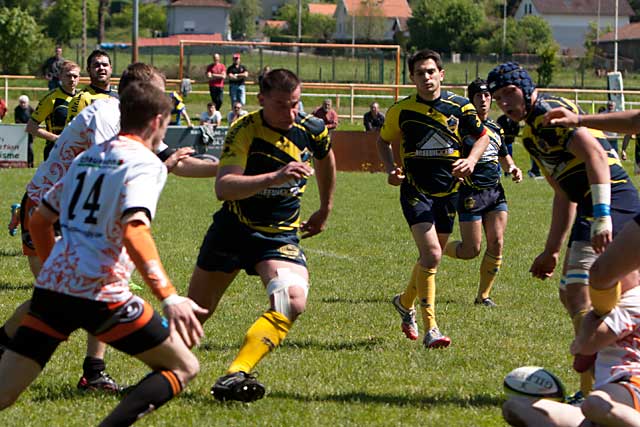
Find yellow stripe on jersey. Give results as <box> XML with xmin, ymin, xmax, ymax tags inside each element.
<box><xmin>31</xmin><ymin>87</ymin><xmax>75</xmax><ymax>135</ymax></box>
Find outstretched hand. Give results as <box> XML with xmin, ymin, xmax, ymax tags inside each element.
<box><xmin>543</xmin><ymin>107</ymin><xmax>580</xmax><ymax>128</ymax></box>
<box><xmin>163</xmin><ymin>296</ymin><xmax>208</xmax><ymax>348</ymax></box>
<box><xmin>387</xmin><ymin>167</ymin><xmax>405</xmax><ymax>186</ymax></box>
<box><xmin>301</xmin><ymin>209</ymin><xmax>329</xmax><ymax>239</ymax></box>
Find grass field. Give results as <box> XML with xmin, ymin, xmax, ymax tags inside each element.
<box><xmin>0</xmin><ymin>140</ymin><xmax>639</xmax><ymax>426</ymax></box>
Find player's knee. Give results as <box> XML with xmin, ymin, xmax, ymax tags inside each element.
<box><xmin>173</xmin><ymin>351</ymin><xmax>200</xmax><ymax>385</ymax></box>
<box><xmin>486</xmin><ymin>236</ymin><xmax>503</xmax><ymax>255</ymax></box>
<box><xmin>589</xmin><ymin>258</ymin><xmax>607</xmax><ymax>288</ymax></box>
<box><xmin>0</xmin><ymin>388</ymin><xmax>21</xmax><ymax>410</ymax></box>
<box><xmin>581</xmin><ymin>390</ymin><xmax>613</xmax><ymax>421</ymax></box>
<box><xmin>267</xmin><ymin>269</ymin><xmax>309</xmax><ymax>321</ymax></box>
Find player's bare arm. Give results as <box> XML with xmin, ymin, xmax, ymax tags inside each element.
<box><xmin>29</xmin><ymin>204</ymin><xmax>58</xmax><ymax>262</ymax></box>
<box><xmin>376</xmin><ymin>135</ymin><xmax>404</xmax><ymax>185</ymax></box>
<box><xmin>530</xmin><ymin>176</ymin><xmax>576</xmax><ymax>280</ymax></box>
<box><xmin>301</xmin><ymin>150</ymin><xmax>336</xmax><ymax>239</ymax></box>
<box><xmin>498</xmin><ymin>155</ymin><xmax>523</xmax><ymax>182</ymax></box>
<box><xmin>567</xmin><ymin>129</ymin><xmax>613</xmax><ymax>253</ymax></box>
<box><xmin>452</xmin><ymin>133</ymin><xmax>490</xmax><ymax>178</ymax></box>
<box><xmin>216</xmin><ymin>162</ymin><xmax>314</xmax><ymax>201</ymax></box>
<box><xmin>546</xmin><ymin>107</ymin><xmax>640</xmax><ymax>134</ymax></box>
<box><xmin>570</xmin><ymin>310</ymin><xmax>618</xmax><ymax>356</ymax></box>
<box><xmin>25</xmin><ymin>118</ymin><xmax>58</xmax><ymax>142</ymax></box>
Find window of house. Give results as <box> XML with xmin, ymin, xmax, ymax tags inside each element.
<box><xmin>184</xmin><ymin>20</ymin><xmax>195</xmax><ymax>33</ymax></box>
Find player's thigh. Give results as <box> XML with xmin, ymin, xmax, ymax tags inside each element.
<box><xmin>459</xmin><ymin>219</ymin><xmax>483</xmax><ymax>247</ymax></box>
<box><xmin>591</xmin><ymin>219</ymin><xmax>640</xmax><ymax>287</ymax></box>
<box><xmin>483</xmin><ymin>210</ymin><xmax>508</xmax><ymax>246</ymax></box>
<box><xmin>255</xmin><ymin>259</ymin><xmax>309</xmax><ymax>286</ymax></box>
<box><xmin>133</xmin><ymin>330</ymin><xmax>199</xmax><ymax>383</ymax></box>
<box><xmin>410</xmin><ymin>222</ymin><xmax>441</xmax><ymax>257</ymax></box>
<box><xmin>188</xmin><ymin>266</ymin><xmax>238</xmax><ymax>311</ymax></box>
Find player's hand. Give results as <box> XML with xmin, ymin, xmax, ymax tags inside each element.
<box><xmin>452</xmin><ymin>158</ymin><xmax>476</xmax><ymax>178</ymax></box>
<box><xmin>543</xmin><ymin>107</ymin><xmax>580</xmax><ymax>128</ymax></box>
<box><xmin>621</xmin><ymin>150</ymin><xmax>628</xmax><ymax>161</ymax></box>
<box><xmin>164</xmin><ymin>146</ymin><xmax>195</xmax><ymax>172</ymax></box>
<box><xmin>387</xmin><ymin>167</ymin><xmax>405</xmax><ymax>186</ymax></box>
<box><xmin>301</xmin><ymin>208</ymin><xmax>330</xmax><ymax>239</ymax></box>
<box><xmin>273</xmin><ymin>161</ymin><xmax>314</xmax><ymax>186</ymax></box>
<box><xmin>590</xmin><ymin>216</ymin><xmax>612</xmax><ymax>254</ymax></box>
<box><xmin>511</xmin><ymin>167</ymin><xmax>523</xmax><ymax>183</ymax></box>
<box><xmin>529</xmin><ymin>250</ymin><xmax>558</xmax><ymax>280</ymax></box>
<box><xmin>162</xmin><ymin>295</ymin><xmax>208</xmax><ymax>348</ymax></box>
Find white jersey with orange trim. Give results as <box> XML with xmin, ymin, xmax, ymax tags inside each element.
<box><xmin>25</xmin><ymin>98</ymin><xmax>170</xmax><ymax>206</ymax></box>
<box><xmin>36</xmin><ymin>134</ymin><xmax>167</xmax><ymax>303</ymax></box>
<box><xmin>594</xmin><ymin>286</ymin><xmax>640</xmax><ymax>387</ymax></box>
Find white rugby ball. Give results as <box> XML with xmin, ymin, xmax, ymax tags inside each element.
<box><xmin>503</xmin><ymin>366</ymin><xmax>565</xmax><ymax>401</ymax></box>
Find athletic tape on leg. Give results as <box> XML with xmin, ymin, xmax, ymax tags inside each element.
<box><xmin>266</xmin><ymin>268</ymin><xmax>309</xmax><ymax>319</ymax></box>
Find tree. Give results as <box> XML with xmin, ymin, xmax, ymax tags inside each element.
<box><xmin>0</xmin><ymin>7</ymin><xmax>50</xmax><ymax>74</ymax></box>
<box><xmin>536</xmin><ymin>42</ymin><xmax>559</xmax><ymax>87</ymax></box>
<box><xmin>44</xmin><ymin>0</ymin><xmax>97</xmax><ymax>45</ymax></box>
<box><xmin>277</xmin><ymin>1</ymin><xmax>336</xmax><ymax>39</ymax></box>
<box><xmin>408</xmin><ymin>0</ymin><xmax>486</xmax><ymax>53</ymax></box>
<box><xmin>354</xmin><ymin>0</ymin><xmax>386</xmax><ymax>40</ymax></box>
<box><xmin>513</xmin><ymin>15</ymin><xmax>553</xmax><ymax>54</ymax></box>
<box><xmin>111</xmin><ymin>3</ymin><xmax>167</xmax><ymax>37</ymax></box>
<box><xmin>230</xmin><ymin>0</ymin><xmax>260</xmax><ymax>40</ymax></box>
<box><xmin>97</xmin><ymin>0</ymin><xmax>109</xmax><ymax>44</ymax></box>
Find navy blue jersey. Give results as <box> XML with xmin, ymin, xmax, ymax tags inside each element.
<box><xmin>462</xmin><ymin>118</ymin><xmax>508</xmax><ymax>190</ymax></box>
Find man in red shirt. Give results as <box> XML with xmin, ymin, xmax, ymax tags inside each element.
<box><xmin>312</xmin><ymin>98</ymin><xmax>338</xmax><ymax>130</ymax></box>
<box><xmin>206</xmin><ymin>53</ymin><xmax>226</xmax><ymax>111</ymax></box>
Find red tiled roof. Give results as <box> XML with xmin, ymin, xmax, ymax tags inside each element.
<box><xmin>137</xmin><ymin>33</ymin><xmax>224</xmax><ymax>47</ymax></box>
<box><xmin>263</xmin><ymin>20</ymin><xmax>288</xmax><ymax>30</ymax></box>
<box><xmin>526</xmin><ymin>0</ymin><xmax>634</xmax><ymax>16</ymax></box>
<box><xmin>343</xmin><ymin>0</ymin><xmax>411</xmax><ymax>18</ymax></box>
<box><xmin>309</xmin><ymin>3</ymin><xmax>337</xmax><ymax>16</ymax></box>
<box><xmin>169</xmin><ymin>0</ymin><xmax>231</xmax><ymax>7</ymax></box>
<box><xmin>600</xmin><ymin>22</ymin><xmax>640</xmax><ymax>41</ymax></box>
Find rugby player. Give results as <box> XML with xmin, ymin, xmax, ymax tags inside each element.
<box><xmin>0</xmin><ymin>81</ymin><xmax>206</xmax><ymax>426</ymax></box>
<box><xmin>443</xmin><ymin>78</ymin><xmax>523</xmax><ymax>307</ymax></box>
<box><xmin>187</xmin><ymin>68</ymin><xmax>336</xmax><ymax>402</ymax></box>
<box><xmin>487</xmin><ymin>62</ymin><xmax>640</xmax><ymax>398</ymax></box>
<box><xmin>26</xmin><ymin>60</ymin><xmax>80</xmax><ymax>160</ymax></box>
<box><xmin>377</xmin><ymin>49</ymin><xmax>490</xmax><ymax>348</ymax></box>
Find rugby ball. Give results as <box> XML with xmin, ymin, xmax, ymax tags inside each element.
<box><xmin>503</xmin><ymin>366</ymin><xmax>565</xmax><ymax>401</ymax></box>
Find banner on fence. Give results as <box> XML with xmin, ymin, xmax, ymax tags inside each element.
<box><xmin>164</xmin><ymin>125</ymin><xmax>226</xmax><ymax>158</ymax></box>
<box><xmin>0</xmin><ymin>124</ymin><xmax>28</xmax><ymax>168</ymax></box>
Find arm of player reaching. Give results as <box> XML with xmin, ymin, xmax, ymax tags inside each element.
<box><xmin>215</xmin><ymin>162</ymin><xmax>314</xmax><ymax>201</ymax></box>
<box><xmin>567</xmin><ymin>128</ymin><xmax>612</xmax><ymax>254</ymax></box>
<box><xmin>301</xmin><ymin>150</ymin><xmax>336</xmax><ymax>239</ymax></box>
<box><xmin>498</xmin><ymin>155</ymin><xmax>523</xmax><ymax>183</ymax></box>
<box><xmin>452</xmin><ymin>132</ymin><xmax>490</xmax><ymax>178</ymax></box>
<box><xmin>26</xmin><ymin>118</ymin><xmax>58</xmax><ymax>142</ymax></box>
<box><xmin>530</xmin><ymin>177</ymin><xmax>576</xmax><ymax>280</ymax></box>
<box><xmin>376</xmin><ymin>135</ymin><xmax>404</xmax><ymax>186</ymax></box>
<box><xmin>545</xmin><ymin>107</ymin><xmax>640</xmax><ymax>134</ymax></box>
<box><xmin>570</xmin><ymin>310</ymin><xmax>619</xmax><ymax>355</ymax></box>
<box><xmin>30</xmin><ymin>204</ymin><xmax>58</xmax><ymax>263</ymax></box>
<box><xmin>123</xmin><ymin>216</ymin><xmax>207</xmax><ymax>348</ymax></box>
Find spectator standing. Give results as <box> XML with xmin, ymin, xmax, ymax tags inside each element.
<box><xmin>14</xmin><ymin>95</ymin><xmax>35</xmax><ymax>167</ymax></box>
<box><xmin>41</xmin><ymin>46</ymin><xmax>64</xmax><ymax>90</ymax></box>
<box><xmin>0</xmin><ymin>97</ymin><xmax>6</xmax><ymax>122</ymax></box>
<box><xmin>312</xmin><ymin>98</ymin><xmax>338</xmax><ymax>130</ymax></box>
<box><xmin>169</xmin><ymin>91</ymin><xmax>192</xmax><ymax>126</ymax></box>
<box><xmin>363</xmin><ymin>101</ymin><xmax>385</xmax><ymax>132</ymax></box>
<box><xmin>206</xmin><ymin>53</ymin><xmax>226</xmax><ymax>111</ymax></box>
<box><xmin>227</xmin><ymin>101</ymin><xmax>248</xmax><ymax>125</ymax></box>
<box><xmin>200</xmin><ymin>102</ymin><xmax>222</xmax><ymax>127</ymax></box>
<box><xmin>227</xmin><ymin>53</ymin><xmax>249</xmax><ymax>106</ymax></box>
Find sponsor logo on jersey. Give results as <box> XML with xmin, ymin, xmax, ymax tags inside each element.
<box><xmin>415</xmin><ymin>130</ymin><xmax>455</xmax><ymax>157</ymax></box>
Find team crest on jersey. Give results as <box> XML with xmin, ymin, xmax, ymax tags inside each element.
<box><xmin>464</xmin><ymin>196</ymin><xmax>476</xmax><ymax>210</ymax></box>
<box><xmin>278</xmin><ymin>244</ymin><xmax>300</xmax><ymax>259</ymax></box>
<box><xmin>447</xmin><ymin>115</ymin><xmax>459</xmax><ymax>133</ymax></box>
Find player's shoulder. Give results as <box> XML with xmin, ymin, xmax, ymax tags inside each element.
<box><xmin>297</xmin><ymin>112</ymin><xmax>327</xmax><ymax>136</ymax></box>
<box><xmin>441</xmin><ymin>90</ymin><xmax>471</xmax><ymax>108</ymax></box>
<box><xmin>484</xmin><ymin>117</ymin><xmax>501</xmax><ymax>133</ymax></box>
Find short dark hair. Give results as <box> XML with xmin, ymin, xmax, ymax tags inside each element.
<box><xmin>408</xmin><ymin>49</ymin><xmax>443</xmax><ymax>74</ymax></box>
<box><xmin>120</xmin><ymin>82</ymin><xmax>172</xmax><ymax>133</ymax></box>
<box><xmin>87</xmin><ymin>49</ymin><xmax>111</xmax><ymax>70</ymax></box>
<box><xmin>118</xmin><ymin>63</ymin><xmax>165</xmax><ymax>94</ymax></box>
<box><xmin>260</xmin><ymin>68</ymin><xmax>300</xmax><ymax>94</ymax></box>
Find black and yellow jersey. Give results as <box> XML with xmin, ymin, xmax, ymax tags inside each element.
<box><xmin>523</xmin><ymin>93</ymin><xmax>628</xmax><ymax>203</ymax></box>
<box><xmin>219</xmin><ymin>110</ymin><xmax>331</xmax><ymax>233</ymax></box>
<box><xmin>380</xmin><ymin>90</ymin><xmax>486</xmax><ymax>196</ymax></box>
<box><xmin>462</xmin><ymin>118</ymin><xmax>508</xmax><ymax>190</ymax></box>
<box><xmin>31</xmin><ymin>86</ymin><xmax>76</xmax><ymax>135</ymax></box>
<box><xmin>65</xmin><ymin>85</ymin><xmax>118</xmax><ymax>125</ymax></box>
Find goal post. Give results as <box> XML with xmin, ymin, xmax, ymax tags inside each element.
<box><xmin>178</xmin><ymin>40</ymin><xmax>402</xmax><ymax>100</ymax></box>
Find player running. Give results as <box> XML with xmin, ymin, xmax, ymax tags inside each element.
<box><xmin>378</xmin><ymin>49</ymin><xmax>490</xmax><ymax>348</ymax></box>
<box><xmin>487</xmin><ymin>62</ymin><xmax>640</xmax><ymax>399</ymax></box>
<box><xmin>443</xmin><ymin>78</ymin><xmax>523</xmax><ymax>307</ymax></box>
<box><xmin>0</xmin><ymin>81</ymin><xmax>207</xmax><ymax>426</ymax></box>
<box><xmin>187</xmin><ymin>68</ymin><xmax>336</xmax><ymax>402</ymax></box>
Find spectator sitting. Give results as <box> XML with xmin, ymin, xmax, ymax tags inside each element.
<box><xmin>170</xmin><ymin>91</ymin><xmax>192</xmax><ymax>126</ymax></box>
<box><xmin>14</xmin><ymin>95</ymin><xmax>35</xmax><ymax>167</ymax></box>
<box><xmin>312</xmin><ymin>98</ymin><xmax>338</xmax><ymax>130</ymax></box>
<box><xmin>200</xmin><ymin>102</ymin><xmax>222</xmax><ymax>127</ymax></box>
<box><xmin>227</xmin><ymin>101</ymin><xmax>248</xmax><ymax>126</ymax></box>
<box><xmin>363</xmin><ymin>101</ymin><xmax>385</xmax><ymax>132</ymax></box>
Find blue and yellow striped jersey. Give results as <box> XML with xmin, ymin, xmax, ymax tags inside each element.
<box><xmin>65</xmin><ymin>85</ymin><xmax>117</xmax><ymax>126</ymax></box>
<box><xmin>380</xmin><ymin>90</ymin><xmax>486</xmax><ymax>196</ymax></box>
<box><xmin>462</xmin><ymin>118</ymin><xmax>508</xmax><ymax>189</ymax></box>
<box><xmin>219</xmin><ymin>110</ymin><xmax>331</xmax><ymax>233</ymax></box>
<box><xmin>31</xmin><ymin>86</ymin><xmax>75</xmax><ymax>135</ymax></box>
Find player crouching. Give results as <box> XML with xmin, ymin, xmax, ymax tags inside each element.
<box><xmin>0</xmin><ymin>82</ymin><xmax>206</xmax><ymax>426</ymax></box>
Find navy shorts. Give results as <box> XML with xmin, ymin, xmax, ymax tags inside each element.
<box><xmin>399</xmin><ymin>182</ymin><xmax>458</xmax><ymax>233</ymax></box>
<box><xmin>8</xmin><ymin>288</ymin><xmax>169</xmax><ymax>368</ymax></box>
<box><xmin>196</xmin><ymin>210</ymin><xmax>307</xmax><ymax>275</ymax></box>
<box><xmin>570</xmin><ymin>181</ymin><xmax>640</xmax><ymax>243</ymax></box>
<box><xmin>457</xmin><ymin>184</ymin><xmax>508</xmax><ymax>222</ymax></box>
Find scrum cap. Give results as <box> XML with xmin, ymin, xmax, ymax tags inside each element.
<box><xmin>467</xmin><ymin>78</ymin><xmax>489</xmax><ymax>101</ymax></box>
<box><xmin>487</xmin><ymin>62</ymin><xmax>536</xmax><ymax>113</ymax></box>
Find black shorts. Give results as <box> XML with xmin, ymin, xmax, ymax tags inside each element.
<box><xmin>8</xmin><ymin>288</ymin><xmax>169</xmax><ymax>368</ymax></box>
<box><xmin>399</xmin><ymin>182</ymin><xmax>457</xmax><ymax>233</ymax></box>
<box><xmin>570</xmin><ymin>181</ymin><xmax>640</xmax><ymax>243</ymax></box>
<box><xmin>457</xmin><ymin>184</ymin><xmax>508</xmax><ymax>222</ymax></box>
<box><xmin>196</xmin><ymin>210</ymin><xmax>307</xmax><ymax>275</ymax></box>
